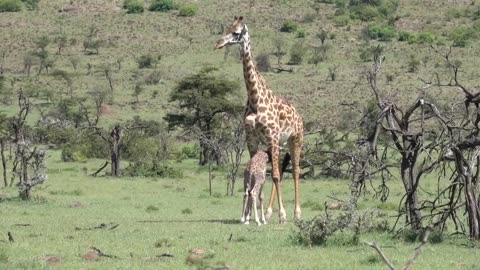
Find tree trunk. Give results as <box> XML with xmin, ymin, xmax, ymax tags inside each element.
<box><xmin>400</xmin><ymin>136</ymin><xmax>422</xmax><ymax>232</ymax></box>
<box><xmin>110</xmin><ymin>126</ymin><xmax>122</xmax><ymax>177</ymax></box>
<box><xmin>464</xmin><ymin>173</ymin><xmax>480</xmax><ymax>239</ymax></box>
<box><xmin>1</xmin><ymin>139</ymin><xmax>6</xmax><ymax>188</ymax></box>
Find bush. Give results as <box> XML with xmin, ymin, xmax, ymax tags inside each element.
<box><xmin>21</xmin><ymin>0</ymin><xmax>39</xmax><ymax>10</ymax></box>
<box><xmin>123</xmin><ymin>161</ymin><xmax>183</xmax><ymax>178</ymax></box>
<box><xmin>296</xmin><ymin>28</ymin><xmax>306</xmax><ymax>38</ymax></box>
<box><xmin>417</xmin><ymin>31</ymin><xmax>436</xmax><ymax>44</ymax></box>
<box><xmin>303</xmin><ymin>13</ymin><xmax>317</xmax><ymax>23</ymax></box>
<box><xmin>61</xmin><ymin>144</ymin><xmax>88</xmax><ymax>162</ymax></box>
<box><xmin>149</xmin><ymin>0</ymin><xmax>176</xmax><ymax>12</ymax></box>
<box><xmin>398</xmin><ymin>31</ymin><xmax>416</xmax><ymax>42</ymax></box>
<box><xmin>280</xmin><ymin>20</ymin><xmax>298</xmax><ymax>33</ymax></box>
<box><xmin>255</xmin><ymin>53</ymin><xmax>271</xmax><ymax>72</ymax></box>
<box><xmin>0</xmin><ymin>0</ymin><xmax>22</xmax><ymax>12</ymax></box>
<box><xmin>137</xmin><ymin>55</ymin><xmax>155</xmax><ymax>69</ymax></box>
<box><xmin>366</xmin><ymin>24</ymin><xmax>396</xmax><ymax>41</ymax></box>
<box><xmin>407</xmin><ymin>55</ymin><xmax>420</xmax><ymax>73</ymax></box>
<box><xmin>124</xmin><ymin>0</ymin><xmax>144</xmax><ymax>14</ymax></box>
<box><xmin>344</xmin><ymin>0</ymin><xmax>399</xmax><ymax>22</ymax></box>
<box><xmin>178</xmin><ymin>4</ymin><xmax>197</xmax><ymax>16</ymax></box>
<box><xmin>448</xmin><ymin>27</ymin><xmax>476</xmax><ymax>47</ymax></box>
<box><xmin>181</xmin><ymin>144</ymin><xmax>199</xmax><ymax>159</ymax></box>
<box><xmin>333</xmin><ymin>15</ymin><xmax>350</xmax><ymax>26</ymax></box>
<box><xmin>144</xmin><ymin>70</ymin><xmax>162</xmax><ymax>85</ymax></box>
<box><xmin>288</xmin><ymin>41</ymin><xmax>306</xmax><ymax>65</ymax></box>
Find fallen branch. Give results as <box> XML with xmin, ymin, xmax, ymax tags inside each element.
<box><xmin>365</xmin><ymin>225</ymin><xmax>433</xmax><ymax>270</ymax></box>
<box><xmin>90</xmin><ymin>246</ymin><xmax>119</xmax><ymax>259</ymax></box>
<box><xmin>91</xmin><ymin>161</ymin><xmax>109</xmax><ymax>177</ymax></box>
<box><xmin>364</xmin><ymin>241</ymin><xmax>395</xmax><ymax>270</ymax></box>
<box><xmin>75</xmin><ymin>223</ymin><xmax>119</xmax><ymax>230</ymax></box>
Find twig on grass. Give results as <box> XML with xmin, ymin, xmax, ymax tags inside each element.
<box><xmin>364</xmin><ymin>225</ymin><xmax>434</xmax><ymax>270</ymax></box>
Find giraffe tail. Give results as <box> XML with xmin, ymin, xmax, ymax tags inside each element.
<box><xmin>280</xmin><ymin>152</ymin><xmax>291</xmax><ymax>181</ymax></box>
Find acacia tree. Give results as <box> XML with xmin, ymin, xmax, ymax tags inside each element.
<box><xmin>165</xmin><ymin>66</ymin><xmax>242</xmax><ymax>166</ymax></box>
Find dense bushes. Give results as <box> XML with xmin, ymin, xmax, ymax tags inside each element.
<box><xmin>366</xmin><ymin>24</ymin><xmax>396</xmax><ymax>41</ymax></box>
<box><xmin>280</xmin><ymin>20</ymin><xmax>298</xmax><ymax>33</ymax></box>
<box><xmin>0</xmin><ymin>0</ymin><xmax>22</xmax><ymax>12</ymax></box>
<box><xmin>123</xmin><ymin>0</ymin><xmax>144</xmax><ymax>14</ymax></box>
<box><xmin>178</xmin><ymin>4</ymin><xmax>197</xmax><ymax>16</ymax></box>
<box><xmin>149</xmin><ymin>0</ymin><xmax>176</xmax><ymax>12</ymax></box>
<box><xmin>123</xmin><ymin>160</ymin><xmax>183</xmax><ymax>178</ymax></box>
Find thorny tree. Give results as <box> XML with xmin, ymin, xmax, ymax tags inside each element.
<box><xmin>415</xmin><ymin>45</ymin><xmax>480</xmax><ymax>240</ymax></box>
<box><xmin>9</xmin><ymin>92</ymin><xmax>47</xmax><ymax>199</ymax></box>
<box><xmin>361</xmin><ymin>47</ymin><xmax>450</xmax><ymax>232</ymax></box>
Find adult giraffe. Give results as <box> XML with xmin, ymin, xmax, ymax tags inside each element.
<box><xmin>215</xmin><ymin>16</ymin><xmax>304</xmax><ymax>223</ymax></box>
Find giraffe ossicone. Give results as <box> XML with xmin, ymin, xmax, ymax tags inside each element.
<box><xmin>215</xmin><ymin>16</ymin><xmax>304</xmax><ymax>223</ymax></box>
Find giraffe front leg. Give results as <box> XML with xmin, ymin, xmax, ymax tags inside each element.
<box><xmin>289</xmin><ymin>134</ymin><xmax>303</xmax><ymax>221</ymax></box>
<box><xmin>265</xmin><ymin>183</ymin><xmax>275</xmax><ymax>220</ymax></box>
<box><xmin>270</xmin><ymin>144</ymin><xmax>286</xmax><ymax>224</ymax></box>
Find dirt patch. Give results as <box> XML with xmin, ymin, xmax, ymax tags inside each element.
<box><xmin>395</xmin><ymin>17</ymin><xmax>425</xmax><ymax>32</ymax></box>
<box><xmin>99</xmin><ymin>104</ymin><xmax>113</xmax><ymax>115</ymax></box>
<box><xmin>82</xmin><ymin>250</ymin><xmax>100</xmax><ymax>261</ymax></box>
<box><xmin>45</xmin><ymin>256</ymin><xmax>61</xmax><ymax>266</ymax></box>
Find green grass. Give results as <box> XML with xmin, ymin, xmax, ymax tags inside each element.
<box><xmin>1</xmin><ymin>151</ymin><xmax>480</xmax><ymax>269</ymax></box>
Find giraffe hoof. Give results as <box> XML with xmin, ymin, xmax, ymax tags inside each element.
<box><xmin>265</xmin><ymin>208</ymin><xmax>273</xmax><ymax>220</ymax></box>
<box><xmin>294</xmin><ymin>208</ymin><xmax>302</xmax><ymax>221</ymax></box>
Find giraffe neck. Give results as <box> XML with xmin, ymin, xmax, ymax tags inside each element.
<box><xmin>240</xmin><ymin>30</ymin><xmax>271</xmax><ymax>107</ymax></box>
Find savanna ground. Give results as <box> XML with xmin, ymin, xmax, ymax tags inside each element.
<box><xmin>2</xmin><ymin>0</ymin><xmax>480</xmax><ymax>269</ymax></box>
<box><xmin>1</xmin><ymin>151</ymin><xmax>480</xmax><ymax>270</ymax></box>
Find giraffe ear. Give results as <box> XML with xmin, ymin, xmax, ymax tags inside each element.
<box><xmin>234</xmin><ymin>16</ymin><xmax>238</xmax><ymax>20</ymax></box>
<box><xmin>238</xmin><ymin>16</ymin><xmax>243</xmax><ymax>21</ymax></box>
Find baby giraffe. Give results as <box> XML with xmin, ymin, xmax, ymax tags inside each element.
<box><xmin>241</xmin><ymin>151</ymin><xmax>269</xmax><ymax>225</ymax></box>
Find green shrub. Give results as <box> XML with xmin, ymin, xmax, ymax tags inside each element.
<box><xmin>149</xmin><ymin>0</ymin><xmax>176</xmax><ymax>12</ymax></box>
<box><xmin>448</xmin><ymin>27</ymin><xmax>476</xmax><ymax>47</ymax></box>
<box><xmin>181</xmin><ymin>144</ymin><xmax>199</xmax><ymax>159</ymax></box>
<box><xmin>333</xmin><ymin>15</ymin><xmax>350</xmax><ymax>26</ymax></box>
<box><xmin>334</xmin><ymin>0</ymin><xmax>347</xmax><ymax>8</ymax></box>
<box><xmin>417</xmin><ymin>31</ymin><xmax>436</xmax><ymax>44</ymax></box>
<box><xmin>366</xmin><ymin>24</ymin><xmax>396</xmax><ymax>41</ymax></box>
<box><xmin>351</xmin><ymin>4</ymin><xmax>380</xmax><ymax>21</ymax></box>
<box><xmin>343</xmin><ymin>0</ymin><xmax>399</xmax><ymax>22</ymax></box>
<box><xmin>21</xmin><ymin>0</ymin><xmax>39</xmax><ymax>10</ymax></box>
<box><xmin>123</xmin><ymin>160</ymin><xmax>183</xmax><ymax>178</ymax></box>
<box><xmin>280</xmin><ymin>20</ymin><xmax>298</xmax><ymax>32</ymax></box>
<box><xmin>137</xmin><ymin>54</ymin><xmax>155</xmax><ymax>69</ymax></box>
<box><xmin>124</xmin><ymin>0</ymin><xmax>144</xmax><ymax>14</ymax></box>
<box><xmin>288</xmin><ymin>41</ymin><xmax>306</xmax><ymax>65</ymax></box>
<box><xmin>0</xmin><ymin>0</ymin><xmax>22</xmax><ymax>12</ymax></box>
<box><xmin>178</xmin><ymin>3</ymin><xmax>197</xmax><ymax>16</ymax></box>
<box><xmin>61</xmin><ymin>145</ymin><xmax>88</xmax><ymax>162</ymax></box>
<box><xmin>446</xmin><ymin>7</ymin><xmax>465</xmax><ymax>19</ymax></box>
<box><xmin>398</xmin><ymin>31</ymin><xmax>416</xmax><ymax>42</ymax></box>
<box><xmin>296</xmin><ymin>28</ymin><xmax>306</xmax><ymax>38</ymax></box>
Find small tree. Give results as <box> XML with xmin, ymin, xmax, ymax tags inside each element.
<box><xmin>272</xmin><ymin>36</ymin><xmax>287</xmax><ymax>66</ymax></box>
<box><xmin>164</xmin><ymin>66</ymin><xmax>242</xmax><ymax>166</ymax></box>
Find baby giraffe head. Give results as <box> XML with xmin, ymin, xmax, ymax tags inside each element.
<box><xmin>215</xmin><ymin>16</ymin><xmax>247</xmax><ymax>49</ymax></box>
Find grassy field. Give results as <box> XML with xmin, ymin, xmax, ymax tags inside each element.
<box><xmin>1</xmin><ymin>151</ymin><xmax>480</xmax><ymax>269</ymax></box>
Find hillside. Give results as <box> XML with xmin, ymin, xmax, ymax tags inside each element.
<box><xmin>1</xmin><ymin>0</ymin><xmax>479</xmax><ymax>129</ymax></box>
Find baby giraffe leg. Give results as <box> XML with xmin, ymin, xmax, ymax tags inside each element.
<box><xmin>259</xmin><ymin>185</ymin><xmax>266</xmax><ymax>224</ymax></box>
<box><xmin>252</xmin><ymin>192</ymin><xmax>261</xmax><ymax>226</ymax></box>
<box><xmin>241</xmin><ymin>191</ymin><xmax>249</xmax><ymax>224</ymax></box>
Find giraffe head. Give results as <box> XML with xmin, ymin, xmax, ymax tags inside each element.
<box><xmin>215</xmin><ymin>16</ymin><xmax>247</xmax><ymax>49</ymax></box>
